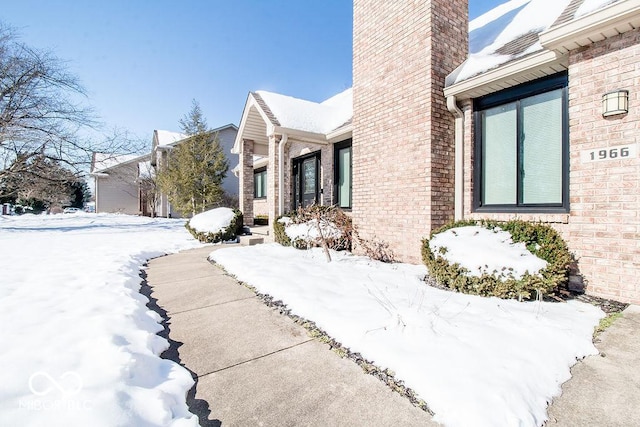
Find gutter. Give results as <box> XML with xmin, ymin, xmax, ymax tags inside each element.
<box><xmin>446</xmin><ymin>96</ymin><xmax>464</xmax><ymax>221</ymax></box>
<box><xmin>278</xmin><ymin>134</ymin><xmax>289</xmax><ymax>216</ymax></box>
<box><xmin>539</xmin><ymin>0</ymin><xmax>640</xmax><ymax>53</ymax></box>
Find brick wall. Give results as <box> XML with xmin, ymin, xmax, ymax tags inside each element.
<box><xmin>352</xmin><ymin>0</ymin><xmax>468</xmax><ymax>262</ymax></box>
<box><xmin>253</xmin><ymin>199</ymin><xmax>268</xmax><ymax>217</ymax></box>
<box><xmin>566</xmin><ymin>28</ymin><xmax>640</xmax><ymax>303</ymax></box>
<box><xmin>461</xmin><ymin>29</ymin><xmax>640</xmax><ymax>304</ymax></box>
<box><xmin>239</xmin><ymin>139</ymin><xmax>254</xmax><ymax>225</ymax></box>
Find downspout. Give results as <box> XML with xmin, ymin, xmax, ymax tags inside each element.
<box><xmin>446</xmin><ymin>95</ymin><xmax>464</xmax><ymax>221</ymax></box>
<box><xmin>278</xmin><ymin>133</ymin><xmax>289</xmax><ymax>216</ymax></box>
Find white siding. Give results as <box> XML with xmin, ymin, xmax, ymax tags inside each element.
<box><xmin>95</xmin><ymin>163</ymin><xmax>140</xmax><ymax>215</ymax></box>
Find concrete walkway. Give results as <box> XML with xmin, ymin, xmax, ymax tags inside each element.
<box><xmin>144</xmin><ymin>246</ymin><xmax>437</xmax><ymax>426</ymax></box>
<box><xmin>546</xmin><ymin>304</ymin><xmax>640</xmax><ymax>426</ymax></box>
<box><xmin>144</xmin><ymin>246</ymin><xmax>640</xmax><ymax>426</ymax></box>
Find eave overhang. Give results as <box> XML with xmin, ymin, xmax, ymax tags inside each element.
<box><xmin>540</xmin><ymin>0</ymin><xmax>640</xmax><ymax>54</ymax></box>
<box><xmin>444</xmin><ymin>50</ymin><xmax>567</xmax><ymax>100</ymax></box>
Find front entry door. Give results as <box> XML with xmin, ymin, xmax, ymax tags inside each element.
<box><xmin>292</xmin><ymin>152</ymin><xmax>320</xmax><ymax>210</ymax></box>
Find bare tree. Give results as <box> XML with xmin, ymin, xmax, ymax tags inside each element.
<box><xmin>138</xmin><ymin>161</ymin><xmax>158</xmax><ymax>217</ymax></box>
<box><xmin>0</xmin><ymin>24</ymin><xmax>135</xmax><ymax>198</ymax></box>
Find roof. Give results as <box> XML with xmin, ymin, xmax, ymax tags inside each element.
<box><xmin>155</xmin><ymin>130</ymin><xmax>188</xmax><ymax>147</ymax></box>
<box><xmin>154</xmin><ymin>124</ymin><xmax>238</xmax><ymax>149</ymax></box>
<box><xmin>91</xmin><ymin>153</ymin><xmax>148</xmax><ymax>174</ymax></box>
<box><xmin>447</xmin><ymin>0</ymin><xmax>621</xmax><ymax>86</ymax></box>
<box><xmin>254</xmin><ymin>88</ymin><xmax>353</xmax><ymax>135</ymax></box>
<box><xmin>232</xmin><ymin>88</ymin><xmax>353</xmax><ymax>154</ymax></box>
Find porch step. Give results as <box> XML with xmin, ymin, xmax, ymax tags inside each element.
<box><xmin>239</xmin><ymin>235</ymin><xmax>264</xmax><ymax>246</ymax></box>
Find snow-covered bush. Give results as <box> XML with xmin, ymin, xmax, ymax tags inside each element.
<box><xmin>274</xmin><ymin>205</ymin><xmax>352</xmax><ymax>250</ymax></box>
<box><xmin>422</xmin><ymin>219</ymin><xmax>572</xmax><ymax>300</ymax></box>
<box><xmin>186</xmin><ymin>207</ymin><xmax>243</xmax><ymax>243</ymax></box>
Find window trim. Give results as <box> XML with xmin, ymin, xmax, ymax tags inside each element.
<box><xmin>473</xmin><ymin>74</ymin><xmax>569</xmax><ymax>213</ymax></box>
<box><xmin>253</xmin><ymin>166</ymin><xmax>267</xmax><ymax>199</ymax></box>
<box><xmin>333</xmin><ymin>138</ymin><xmax>352</xmax><ymax>210</ymax></box>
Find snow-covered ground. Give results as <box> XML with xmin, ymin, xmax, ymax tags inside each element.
<box><xmin>211</xmin><ymin>244</ymin><xmax>604</xmax><ymax>427</ymax></box>
<box><xmin>0</xmin><ymin>213</ymin><xmax>203</xmax><ymax>427</ymax></box>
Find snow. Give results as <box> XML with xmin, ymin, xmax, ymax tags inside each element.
<box><xmin>188</xmin><ymin>207</ymin><xmax>235</xmax><ymax>234</ymax></box>
<box><xmin>0</xmin><ymin>213</ymin><xmax>203</xmax><ymax>427</ymax></box>
<box><xmin>576</xmin><ymin>0</ymin><xmax>617</xmax><ymax>17</ymax></box>
<box><xmin>211</xmin><ymin>244</ymin><xmax>604</xmax><ymax>427</ymax></box>
<box><xmin>256</xmin><ymin>88</ymin><xmax>352</xmax><ymax>134</ymax></box>
<box><xmin>429</xmin><ymin>226</ymin><xmax>547</xmax><ymax>280</ymax></box>
<box><xmin>281</xmin><ymin>218</ymin><xmax>343</xmax><ymax>245</ymax></box>
<box><xmin>454</xmin><ymin>0</ymin><xmax>622</xmax><ymax>84</ymax></box>
<box><xmin>155</xmin><ymin>130</ymin><xmax>188</xmax><ymax>147</ymax></box>
<box><xmin>91</xmin><ymin>153</ymin><xmax>143</xmax><ymax>174</ymax></box>
<box><xmin>454</xmin><ymin>0</ymin><xmax>571</xmax><ymax>83</ymax></box>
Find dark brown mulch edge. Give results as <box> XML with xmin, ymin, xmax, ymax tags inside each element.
<box><xmin>423</xmin><ymin>276</ymin><xmax>629</xmax><ymax>314</ymax></box>
<box><xmin>209</xmin><ymin>260</ymin><xmax>433</xmax><ymax>415</ymax></box>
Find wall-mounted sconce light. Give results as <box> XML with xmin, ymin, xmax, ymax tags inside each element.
<box><xmin>602</xmin><ymin>89</ymin><xmax>629</xmax><ymax>117</ymax></box>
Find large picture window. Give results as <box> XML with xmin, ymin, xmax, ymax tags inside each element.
<box><xmin>254</xmin><ymin>167</ymin><xmax>267</xmax><ymax>199</ymax></box>
<box><xmin>334</xmin><ymin>139</ymin><xmax>352</xmax><ymax>209</ymax></box>
<box><xmin>474</xmin><ymin>74</ymin><xmax>568</xmax><ymax>212</ymax></box>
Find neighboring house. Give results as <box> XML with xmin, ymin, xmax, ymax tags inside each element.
<box><xmin>235</xmin><ymin>0</ymin><xmax>640</xmax><ymax>304</ymax></box>
<box><xmin>90</xmin><ymin>153</ymin><xmax>150</xmax><ymax>215</ymax></box>
<box><xmin>151</xmin><ymin>124</ymin><xmax>239</xmax><ymax>218</ymax></box>
<box><xmin>233</xmin><ymin>89</ymin><xmax>352</xmax><ymax>225</ymax></box>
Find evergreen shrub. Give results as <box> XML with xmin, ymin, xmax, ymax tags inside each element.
<box><xmin>185</xmin><ymin>209</ymin><xmax>243</xmax><ymax>243</ymax></box>
<box><xmin>422</xmin><ymin>219</ymin><xmax>572</xmax><ymax>300</ymax></box>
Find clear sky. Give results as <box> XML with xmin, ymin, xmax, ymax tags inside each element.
<box><xmin>2</xmin><ymin>0</ymin><xmax>505</xmax><ymax>150</ymax></box>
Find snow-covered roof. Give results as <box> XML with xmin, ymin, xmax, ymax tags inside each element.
<box><xmin>449</xmin><ymin>0</ymin><xmax>620</xmax><ymax>85</ymax></box>
<box><xmin>254</xmin><ymin>88</ymin><xmax>352</xmax><ymax>135</ymax></box>
<box><xmin>155</xmin><ymin>130</ymin><xmax>188</xmax><ymax>147</ymax></box>
<box><xmin>91</xmin><ymin>153</ymin><xmax>145</xmax><ymax>174</ymax></box>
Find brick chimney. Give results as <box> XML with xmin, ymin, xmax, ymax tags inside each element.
<box><xmin>352</xmin><ymin>0</ymin><xmax>469</xmax><ymax>262</ymax></box>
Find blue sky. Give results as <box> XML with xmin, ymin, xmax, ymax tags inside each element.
<box><xmin>2</xmin><ymin>0</ymin><xmax>505</xmax><ymax>149</ymax></box>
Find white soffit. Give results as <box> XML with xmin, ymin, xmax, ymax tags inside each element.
<box><xmin>540</xmin><ymin>0</ymin><xmax>640</xmax><ymax>54</ymax></box>
<box><xmin>444</xmin><ymin>50</ymin><xmax>568</xmax><ymax>99</ymax></box>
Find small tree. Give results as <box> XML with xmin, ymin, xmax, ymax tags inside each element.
<box><xmin>157</xmin><ymin>100</ymin><xmax>228</xmax><ymax>217</ymax></box>
<box><xmin>138</xmin><ymin>161</ymin><xmax>158</xmax><ymax>217</ymax></box>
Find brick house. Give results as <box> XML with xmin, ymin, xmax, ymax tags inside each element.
<box><xmin>233</xmin><ymin>89</ymin><xmax>352</xmax><ymax>225</ymax></box>
<box><xmin>441</xmin><ymin>0</ymin><xmax>640</xmax><ymax>304</ymax></box>
<box><xmin>235</xmin><ymin>0</ymin><xmax>640</xmax><ymax>304</ymax></box>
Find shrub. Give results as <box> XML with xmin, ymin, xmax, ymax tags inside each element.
<box><xmin>274</xmin><ymin>213</ymin><xmax>293</xmax><ymax>246</ymax></box>
<box><xmin>354</xmin><ymin>232</ymin><xmax>397</xmax><ymax>263</ymax></box>
<box><xmin>185</xmin><ymin>208</ymin><xmax>243</xmax><ymax>243</ymax></box>
<box><xmin>422</xmin><ymin>219</ymin><xmax>572</xmax><ymax>300</ymax></box>
<box><xmin>274</xmin><ymin>205</ymin><xmax>352</xmax><ymax>251</ymax></box>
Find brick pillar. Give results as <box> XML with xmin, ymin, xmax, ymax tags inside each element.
<box><xmin>352</xmin><ymin>0</ymin><xmax>468</xmax><ymax>263</ymax></box>
<box><xmin>267</xmin><ymin>135</ymin><xmax>280</xmax><ymax>236</ymax></box>
<box><xmin>239</xmin><ymin>139</ymin><xmax>254</xmax><ymax>225</ymax></box>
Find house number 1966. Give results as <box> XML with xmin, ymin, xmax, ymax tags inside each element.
<box><xmin>590</xmin><ymin>147</ymin><xmax>630</xmax><ymax>160</ymax></box>
<box><xmin>581</xmin><ymin>144</ymin><xmax>637</xmax><ymax>163</ymax></box>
